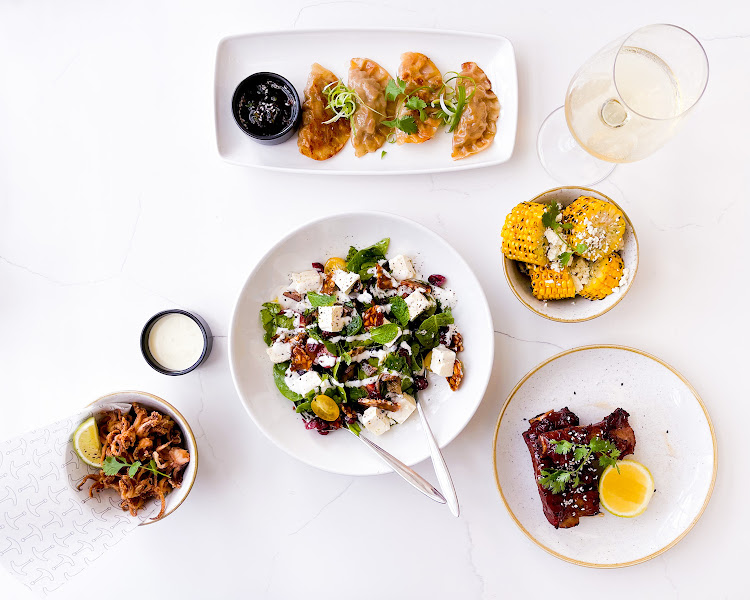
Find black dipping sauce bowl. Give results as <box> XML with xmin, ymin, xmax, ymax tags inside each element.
<box><xmin>231</xmin><ymin>72</ymin><xmax>301</xmax><ymax>145</ymax></box>
<box><xmin>140</xmin><ymin>310</ymin><xmax>213</xmax><ymax>376</ymax></box>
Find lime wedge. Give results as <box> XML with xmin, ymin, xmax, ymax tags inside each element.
<box><xmin>73</xmin><ymin>416</ymin><xmax>103</xmax><ymax>468</ymax></box>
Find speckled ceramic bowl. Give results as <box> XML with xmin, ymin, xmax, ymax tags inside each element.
<box><xmin>502</xmin><ymin>187</ymin><xmax>638</xmax><ymax>322</ymax></box>
<box><xmin>493</xmin><ymin>346</ymin><xmax>716</xmax><ymax>567</ymax></box>
<box><xmin>88</xmin><ymin>391</ymin><xmax>198</xmax><ymax>524</ymax></box>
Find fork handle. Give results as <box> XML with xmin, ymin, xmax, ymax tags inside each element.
<box><xmin>417</xmin><ymin>402</ymin><xmax>460</xmax><ymax>517</ymax></box>
<box><xmin>352</xmin><ymin>431</ymin><xmax>446</xmax><ymax>504</ymax></box>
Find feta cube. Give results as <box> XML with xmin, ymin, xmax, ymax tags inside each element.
<box><xmin>429</xmin><ymin>346</ymin><xmax>456</xmax><ymax>377</ymax></box>
<box><xmin>360</xmin><ymin>407</ymin><xmax>391</xmax><ymax>435</ymax></box>
<box><xmin>266</xmin><ymin>341</ymin><xmax>292</xmax><ymax>364</ymax></box>
<box><xmin>286</xmin><ymin>371</ymin><xmax>322</xmax><ymax>396</ymax></box>
<box><xmin>332</xmin><ymin>269</ymin><xmax>360</xmax><ymax>294</ymax></box>
<box><xmin>318</xmin><ymin>305</ymin><xmax>344</xmax><ymax>332</ymax></box>
<box><xmin>405</xmin><ymin>291</ymin><xmax>430</xmax><ymax>321</ymax></box>
<box><xmin>389</xmin><ymin>254</ymin><xmax>416</xmax><ymax>280</ymax></box>
<box><xmin>386</xmin><ymin>393</ymin><xmax>416</xmax><ymax>424</ymax></box>
<box><xmin>291</xmin><ymin>270</ymin><xmax>322</xmax><ymax>294</ymax></box>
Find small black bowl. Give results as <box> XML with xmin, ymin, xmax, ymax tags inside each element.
<box><xmin>141</xmin><ymin>310</ymin><xmax>213</xmax><ymax>376</ymax></box>
<box><xmin>231</xmin><ymin>72</ymin><xmax>301</xmax><ymax>145</ymax></box>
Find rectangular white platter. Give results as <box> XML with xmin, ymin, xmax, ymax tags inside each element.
<box><xmin>214</xmin><ymin>28</ymin><xmax>518</xmax><ymax>175</ymax></box>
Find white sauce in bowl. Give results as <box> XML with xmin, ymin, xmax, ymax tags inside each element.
<box><xmin>148</xmin><ymin>313</ymin><xmax>205</xmax><ymax>372</ymax></box>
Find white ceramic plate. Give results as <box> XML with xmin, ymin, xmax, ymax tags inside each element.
<box><xmin>88</xmin><ymin>391</ymin><xmax>198</xmax><ymax>524</ymax></box>
<box><xmin>503</xmin><ymin>187</ymin><xmax>638</xmax><ymax>322</ymax></box>
<box><xmin>229</xmin><ymin>212</ymin><xmax>494</xmax><ymax>475</ymax></box>
<box><xmin>214</xmin><ymin>28</ymin><xmax>518</xmax><ymax>174</ymax></box>
<box><xmin>493</xmin><ymin>346</ymin><xmax>716</xmax><ymax>567</ymax></box>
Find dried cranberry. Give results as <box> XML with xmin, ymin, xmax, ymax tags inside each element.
<box><xmin>414</xmin><ymin>376</ymin><xmax>428</xmax><ymax>391</ymax></box>
<box><xmin>365</xmin><ymin>383</ymin><xmax>381</xmax><ymax>399</ymax></box>
<box><xmin>312</xmin><ymin>262</ymin><xmax>324</xmax><ymax>272</ymax></box>
<box><xmin>428</xmin><ymin>274</ymin><xmax>446</xmax><ymax>287</ymax></box>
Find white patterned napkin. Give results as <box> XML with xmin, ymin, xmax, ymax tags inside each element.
<box><xmin>0</xmin><ymin>405</ymin><xmax>157</xmax><ymax>595</ymax></box>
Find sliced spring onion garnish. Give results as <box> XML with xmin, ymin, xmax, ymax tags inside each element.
<box><xmin>322</xmin><ymin>81</ymin><xmax>358</xmax><ymax>124</ymax></box>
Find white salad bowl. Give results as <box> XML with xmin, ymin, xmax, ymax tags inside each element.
<box><xmin>229</xmin><ymin>211</ymin><xmax>494</xmax><ymax>475</ymax></box>
<box><xmin>503</xmin><ymin>186</ymin><xmax>638</xmax><ymax>323</ymax></box>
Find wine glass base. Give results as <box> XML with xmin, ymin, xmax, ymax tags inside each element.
<box><xmin>537</xmin><ymin>106</ymin><xmax>616</xmax><ymax>186</ymax></box>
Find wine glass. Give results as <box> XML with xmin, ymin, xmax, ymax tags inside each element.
<box><xmin>537</xmin><ymin>24</ymin><xmax>709</xmax><ymax>185</ymax></box>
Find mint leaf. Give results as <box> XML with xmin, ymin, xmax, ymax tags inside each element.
<box><xmin>415</xmin><ymin>309</ymin><xmax>453</xmax><ymax>349</ymax></box>
<box><xmin>389</xmin><ymin>296</ymin><xmax>409</xmax><ymax>327</ymax></box>
<box><xmin>369</xmin><ymin>323</ymin><xmax>399</xmax><ymax>345</ymax></box>
<box><xmin>346</xmin><ymin>238</ymin><xmax>390</xmax><ymax>273</ymax></box>
<box><xmin>343</xmin><ymin>312</ymin><xmax>362</xmax><ymax>336</ymax></box>
<box><xmin>308</xmin><ymin>292</ymin><xmax>336</xmax><ymax>307</ymax></box>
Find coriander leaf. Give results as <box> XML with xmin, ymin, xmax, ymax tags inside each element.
<box><xmin>389</xmin><ymin>296</ymin><xmax>410</xmax><ymax>327</ymax></box>
<box><xmin>559</xmin><ymin>252</ymin><xmax>572</xmax><ymax>267</ymax></box>
<box><xmin>308</xmin><ymin>292</ymin><xmax>336</xmax><ymax>307</ymax></box>
<box><xmin>552</xmin><ymin>440</ymin><xmax>574</xmax><ymax>455</ymax></box>
<box><xmin>381</xmin><ymin>116</ymin><xmax>417</xmax><ymax>135</ymax></box>
<box><xmin>102</xmin><ymin>456</ymin><xmax>127</xmax><ymax>476</ymax></box>
<box><xmin>541</xmin><ymin>202</ymin><xmax>561</xmax><ymax>229</ymax></box>
<box><xmin>573</xmin><ymin>446</ymin><xmax>589</xmax><ymax>462</ymax></box>
<box><xmin>369</xmin><ymin>323</ymin><xmax>400</xmax><ymax>345</ymax></box>
<box><xmin>385</xmin><ymin>77</ymin><xmax>407</xmax><ymax>101</ymax></box>
<box><xmin>561</xmin><ymin>223</ymin><xmax>574</xmax><ymax>230</ymax></box>
<box><xmin>381</xmin><ymin>150</ymin><xmax>387</xmax><ymax>159</ymax></box>
<box><xmin>405</xmin><ymin>96</ymin><xmax>428</xmax><ymax>120</ymax></box>
<box><xmin>127</xmin><ymin>461</ymin><xmax>141</xmax><ymax>478</ymax></box>
<box><xmin>589</xmin><ymin>437</ymin><xmax>615</xmax><ymax>454</ymax></box>
<box><xmin>273</xmin><ymin>362</ymin><xmax>302</xmax><ymax>402</ymax></box>
<box><xmin>575</xmin><ymin>243</ymin><xmax>588</xmax><ymax>254</ymax></box>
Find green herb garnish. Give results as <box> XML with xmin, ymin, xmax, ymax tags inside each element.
<box><xmin>102</xmin><ymin>455</ymin><xmax>170</xmax><ymax>479</ymax></box>
<box><xmin>538</xmin><ymin>437</ymin><xmax>621</xmax><ymax>493</ymax></box>
<box><xmin>385</xmin><ymin>77</ymin><xmax>408</xmax><ymax>101</ymax></box>
<box><xmin>388</xmin><ymin>296</ymin><xmax>410</xmax><ymax>327</ymax></box>
<box><xmin>347</xmin><ymin>238</ymin><xmax>390</xmax><ymax>273</ymax></box>
<box><xmin>369</xmin><ymin>323</ymin><xmax>400</xmax><ymax>345</ymax></box>
<box><xmin>382</xmin><ymin>116</ymin><xmax>417</xmax><ymax>135</ymax></box>
<box><xmin>308</xmin><ymin>292</ymin><xmax>336</xmax><ymax>307</ymax></box>
<box><xmin>322</xmin><ymin>80</ymin><xmax>359</xmax><ymax>124</ymax></box>
<box><xmin>542</xmin><ymin>203</ymin><xmax>588</xmax><ymax>266</ymax></box>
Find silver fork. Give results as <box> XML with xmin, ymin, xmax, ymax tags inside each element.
<box><xmin>348</xmin><ymin>429</ymin><xmax>446</xmax><ymax>504</ymax></box>
<box><xmin>415</xmin><ymin>399</ymin><xmax>460</xmax><ymax>517</ymax></box>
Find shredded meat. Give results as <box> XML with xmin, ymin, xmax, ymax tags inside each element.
<box><xmin>77</xmin><ymin>404</ymin><xmax>190</xmax><ymax>521</ymax></box>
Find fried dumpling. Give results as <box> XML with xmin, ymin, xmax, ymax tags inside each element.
<box><xmin>297</xmin><ymin>63</ymin><xmax>351</xmax><ymax>161</ymax></box>
<box><xmin>348</xmin><ymin>58</ymin><xmax>396</xmax><ymax>157</ymax></box>
<box><xmin>451</xmin><ymin>62</ymin><xmax>500</xmax><ymax>160</ymax></box>
<box><xmin>395</xmin><ymin>52</ymin><xmax>443</xmax><ymax>145</ymax></box>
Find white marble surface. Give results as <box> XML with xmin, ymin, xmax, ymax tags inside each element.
<box><xmin>0</xmin><ymin>1</ymin><xmax>747</xmax><ymax>598</ymax></box>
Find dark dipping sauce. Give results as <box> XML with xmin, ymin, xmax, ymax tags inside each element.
<box><xmin>232</xmin><ymin>72</ymin><xmax>301</xmax><ymax>144</ymax></box>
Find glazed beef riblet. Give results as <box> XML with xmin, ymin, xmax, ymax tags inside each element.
<box><xmin>522</xmin><ymin>408</ymin><xmax>636</xmax><ymax>529</ymax></box>
<box><xmin>522</xmin><ymin>408</ymin><xmax>581</xmax><ymax>529</ymax></box>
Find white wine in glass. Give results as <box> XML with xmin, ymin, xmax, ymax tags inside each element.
<box><xmin>538</xmin><ymin>24</ymin><xmax>709</xmax><ymax>184</ymax></box>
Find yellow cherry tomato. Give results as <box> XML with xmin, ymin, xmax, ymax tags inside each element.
<box><xmin>311</xmin><ymin>395</ymin><xmax>340</xmax><ymax>421</ymax></box>
<box><xmin>324</xmin><ymin>257</ymin><xmax>348</xmax><ymax>274</ymax></box>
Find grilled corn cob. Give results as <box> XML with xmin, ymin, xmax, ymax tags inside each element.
<box><xmin>562</xmin><ymin>196</ymin><xmax>625</xmax><ymax>261</ymax></box>
<box><xmin>501</xmin><ymin>202</ymin><xmax>548</xmax><ymax>266</ymax></box>
<box><xmin>528</xmin><ymin>264</ymin><xmax>577</xmax><ymax>300</ymax></box>
<box><xmin>579</xmin><ymin>253</ymin><xmax>625</xmax><ymax>300</ymax></box>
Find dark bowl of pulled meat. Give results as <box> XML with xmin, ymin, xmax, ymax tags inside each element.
<box><xmin>231</xmin><ymin>72</ymin><xmax>301</xmax><ymax>145</ymax></box>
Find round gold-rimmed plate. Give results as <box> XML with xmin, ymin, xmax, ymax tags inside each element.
<box><xmin>492</xmin><ymin>345</ymin><xmax>716</xmax><ymax>567</ymax></box>
<box><xmin>502</xmin><ymin>187</ymin><xmax>639</xmax><ymax>323</ymax></box>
